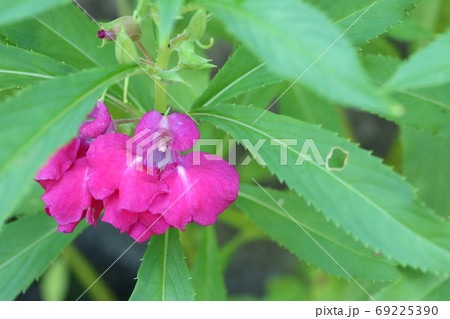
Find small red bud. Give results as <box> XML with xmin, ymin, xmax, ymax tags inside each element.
<box><xmin>98</xmin><ymin>30</ymin><xmax>117</xmax><ymax>40</ymax></box>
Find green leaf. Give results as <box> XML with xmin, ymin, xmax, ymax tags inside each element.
<box><xmin>1</xmin><ymin>4</ymin><xmax>116</xmax><ymax>69</ymax></box>
<box><xmin>374</xmin><ymin>269</ymin><xmax>450</xmax><ymax>301</ymax></box>
<box><xmin>306</xmin><ymin>0</ymin><xmax>420</xmax><ymax>46</ymax></box>
<box><xmin>191</xmin><ymin>226</ymin><xmax>227</xmax><ymax>300</ymax></box>
<box><xmin>363</xmin><ymin>54</ymin><xmax>450</xmax><ymax>137</ymax></box>
<box><xmin>199</xmin><ymin>0</ymin><xmax>397</xmax><ymax>117</ymax></box>
<box><xmin>0</xmin><ymin>65</ymin><xmax>134</xmax><ymax>226</ymax></box>
<box><xmin>0</xmin><ymin>213</ymin><xmax>85</xmax><ymax>300</ymax></box>
<box><xmin>401</xmin><ymin>128</ymin><xmax>450</xmax><ymax>218</ymax></box>
<box><xmin>237</xmin><ymin>184</ymin><xmax>399</xmax><ymax>281</ymax></box>
<box><xmin>278</xmin><ymin>84</ymin><xmax>348</xmax><ymax>137</ymax></box>
<box><xmin>234</xmin><ymin>83</ymin><xmax>283</xmax><ymax>111</ymax></box>
<box><xmin>0</xmin><ymin>0</ymin><xmax>71</xmax><ymax>26</ymax></box>
<box><xmin>129</xmin><ymin>228</ymin><xmax>195</xmax><ymax>301</ymax></box>
<box><xmin>192</xmin><ymin>105</ymin><xmax>450</xmax><ymax>274</ymax></box>
<box><xmin>388</xmin><ymin>16</ymin><xmax>435</xmax><ymax>42</ymax></box>
<box><xmin>192</xmin><ymin>47</ymin><xmax>284</xmax><ymax>108</ymax></box>
<box><xmin>155</xmin><ymin>0</ymin><xmax>183</xmax><ymax>46</ymax></box>
<box><xmin>0</xmin><ymin>45</ymin><xmax>76</xmax><ymax>90</ymax></box>
<box><xmin>0</xmin><ymin>4</ymin><xmax>146</xmax><ymax>110</ymax></box>
<box><xmin>385</xmin><ymin>30</ymin><xmax>450</xmax><ymax>90</ymax></box>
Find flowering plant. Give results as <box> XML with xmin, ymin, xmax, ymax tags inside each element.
<box><xmin>0</xmin><ymin>0</ymin><xmax>449</xmax><ymax>302</ymax></box>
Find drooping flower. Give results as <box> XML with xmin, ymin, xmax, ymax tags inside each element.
<box><xmin>37</xmin><ymin>105</ymin><xmax>239</xmax><ymax>242</ymax></box>
<box><xmin>87</xmin><ymin>110</ymin><xmax>239</xmax><ymax>239</ymax></box>
<box><xmin>35</xmin><ymin>101</ymin><xmax>113</xmax><ymax>233</ymax></box>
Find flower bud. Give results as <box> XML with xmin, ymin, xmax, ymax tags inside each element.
<box><xmin>115</xmin><ymin>32</ymin><xmax>139</xmax><ymax>64</ymax></box>
<box><xmin>187</xmin><ymin>10</ymin><xmax>207</xmax><ymax>40</ymax></box>
<box><xmin>98</xmin><ymin>30</ymin><xmax>117</xmax><ymax>40</ymax></box>
<box><xmin>114</xmin><ymin>16</ymin><xmax>141</xmax><ymax>41</ymax></box>
<box><xmin>100</xmin><ymin>15</ymin><xmax>141</xmax><ymax>42</ymax></box>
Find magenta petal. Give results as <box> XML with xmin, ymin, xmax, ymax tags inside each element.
<box><xmin>139</xmin><ymin>212</ymin><xmax>170</xmax><ymax>236</ymax></box>
<box><xmin>118</xmin><ymin>166</ymin><xmax>166</xmax><ymax>212</ymax></box>
<box><xmin>86</xmin><ymin>133</ymin><xmax>129</xmax><ymax>199</ymax></box>
<box><xmin>35</xmin><ymin>138</ymin><xmax>80</xmax><ymax>186</ymax></box>
<box><xmin>102</xmin><ymin>193</ymin><xmax>139</xmax><ymax>230</ymax></box>
<box><xmin>135</xmin><ymin>111</ymin><xmax>199</xmax><ymax>152</ymax></box>
<box><xmin>80</xmin><ymin>101</ymin><xmax>113</xmax><ymax>138</ymax></box>
<box><xmin>150</xmin><ymin>152</ymin><xmax>239</xmax><ymax>229</ymax></box>
<box><xmin>127</xmin><ymin>222</ymin><xmax>153</xmax><ymax>243</ymax></box>
<box><xmin>102</xmin><ymin>193</ymin><xmax>170</xmax><ymax>243</ymax></box>
<box><xmin>87</xmin><ymin>133</ymin><xmax>164</xmax><ymax>209</ymax></box>
<box><xmin>127</xmin><ymin>213</ymin><xmax>170</xmax><ymax>243</ymax></box>
<box><xmin>42</xmin><ymin>158</ymin><xmax>91</xmax><ymax>225</ymax></box>
<box><xmin>139</xmin><ymin>211</ymin><xmax>170</xmax><ymax>235</ymax></box>
<box><xmin>167</xmin><ymin>113</ymin><xmax>199</xmax><ymax>151</ymax></box>
<box><xmin>135</xmin><ymin>110</ymin><xmax>163</xmax><ymax>136</ymax></box>
<box><xmin>57</xmin><ymin>221</ymin><xmax>80</xmax><ymax>234</ymax></box>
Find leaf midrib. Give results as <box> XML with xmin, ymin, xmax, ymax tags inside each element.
<box><xmin>0</xmin><ymin>70</ymin><xmax>54</xmax><ymax>79</ymax></box>
<box><xmin>0</xmin><ymin>229</ymin><xmax>53</xmax><ymax>270</ymax></box>
<box><xmin>372</xmin><ymin>79</ymin><xmax>450</xmax><ymax>110</ymax></box>
<box><xmin>161</xmin><ymin>231</ymin><xmax>169</xmax><ymax>301</ymax></box>
<box><xmin>192</xmin><ymin>111</ymin><xmax>449</xmax><ymax>254</ymax></box>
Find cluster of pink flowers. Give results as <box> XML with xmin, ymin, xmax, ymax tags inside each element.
<box><xmin>36</xmin><ymin>102</ymin><xmax>239</xmax><ymax>242</ymax></box>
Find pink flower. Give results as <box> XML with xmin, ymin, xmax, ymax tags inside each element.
<box><xmin>35</xmin><ymin>101</ymin><xmax>113</xmax><ymax>233</ymax></box>
<box><xmin>37</xmin><ymin>106</ymin><xmax>239</xmax><ymax>242</ymax></box>
<box><xmin>87</xmin><ymin>111</ymin><xmax>239</xmax><ymax>240</ymax></box>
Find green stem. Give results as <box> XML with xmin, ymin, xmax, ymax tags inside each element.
<box><xmin>123</xmin><ymin>76</ymin><xmax>130</xmax><ymax>104</ymax></box>
<box><xmin>154</xmin><ymin>46</ymin><xmax>173</xmax><ymax>113</ymax></box>
<box><xmin>136</xmin><ymin>40</ymin><xmax>154</xmax><ymax>63</ymax></box>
